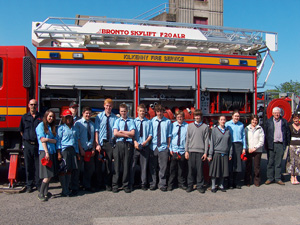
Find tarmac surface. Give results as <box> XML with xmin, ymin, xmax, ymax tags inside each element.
<box><xmin>1</xmin><ymin>152</ymin><xmax>300</xmax><ymax>225</ymax></box>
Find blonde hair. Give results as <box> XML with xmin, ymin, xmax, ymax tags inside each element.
<box><xmin>104</xmin><ymin>98</ymin><xmax>113</xmax><ymax>105</ymax></box>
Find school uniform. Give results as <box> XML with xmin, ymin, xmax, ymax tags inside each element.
<box><xmin>168</xmin><ymin>121</ymin><xmax>188</xmax><ymax>190</ymax></box>
<box><xmin>95</xmin><ymin>111</ymin><xmax>118</xmax><ymax>190</ymax></box>
<box><xmin>75</xmin><ymin>118</ymin><xmax>95</xmax><ymax>189</ymax></box>
<box><xmin>131</xmin><ymin>117</ymin><xmax>153</xmax><ymax>189</ymax></box>
<box><xmin>225</xmin><ymin>120</ymin><xmax>246</xmax><ymax>187</ymax></box>
<box><xmin>112</xmin><ymin>117</ymin><xmax>136</xmax><ymax>191</ymax></box>
<box><xmin>208</xmin><ymin>126</ymin><xmax>232</xmax><ymax>179</ymax></box>
<box><xmin>149</xmin><ymin>116</ymin><xmax>172</xmax><ymax>190</ymax></box>
<box><xmin>56</xmin><ymin>124</ymin><xmax>79</xmax><ymax>195</ymax></box>
<box><xmin>35</xmin><ymin>122</ymin><xmax>57</xmax><ymax>179</ymax></box>
<box><xmin>185</xmin><ymin>121</ymin><xmax>209</xmax><ymax>191</ymax></box>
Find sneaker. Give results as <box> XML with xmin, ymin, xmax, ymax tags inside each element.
<box><xmin>38</xmin><ymin>193</ymin><xmax>47</xmax><ymax>202</ymax></box>
<box><xmin>186</xmin><ymin>186</ymin><xmax>193</xmax><ymax>193</ymax></box>
<box><xmin>236</xmin><ymin>185</ymin><xmax>242</xmax><ymax>189</ymax></box>
<box><xmin>219</xmin><ymin>187</ymin><xmax>226</xmax><ymax>192</ymax></box>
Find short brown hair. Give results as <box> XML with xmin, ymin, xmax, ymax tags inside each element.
<box><xmin>232</xmin><ymin>110</ymin><xmax>240</xmax><ymax>116</ymax></box>
<box><xmin>137</xmin><ymin>103</ymin><xmax>146</xmax><ymax>110</ymax></box>
<box><xmin>154</xmin><ymin>104</ymin><xmax>164</xmax><ymax>112</ymax></box>
<box><xmin>250</xmin><ymin>114</ymin><xmax>259</xmax><ymax>121</ymax></box>
<box><xmin>104</xmin><ymin>98</ymin><xmax>113</xmax><ymax>105</ymax></box>
<box><xmin>193</xmin><ymin>109</ymin><xmax>203</xmax><ymax>117</ymax></box>
<box><xmin>175</xmin><ymin>110</ymin><xmax>184</xmax><ymax>118</ymax></box>
<box><xmin>292</xmin><ymin>113</ymin><xmax>300</xmax><ymax>119</ymax></box>
<box><xmin>119</xmin><ymin>103</ymin><xmax>128</xmax><ymax>110</ymax></box>
<box><xmin>82</xmin><ymin>106</ymin><xmax>92</xmax><ymax>113</ymax></box>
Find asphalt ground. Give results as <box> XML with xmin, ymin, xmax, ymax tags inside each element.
<box><xmin>1</xmin><ymin>152</ymin><xmax>300</xmax><ymax>225</ymax></box>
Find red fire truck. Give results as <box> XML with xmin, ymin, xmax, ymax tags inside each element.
<box><xmin>0</xmin><ymin>17</ymin><xmax>278</xmax><ymax>170</ymax></box>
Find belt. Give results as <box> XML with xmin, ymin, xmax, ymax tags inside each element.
<box><xmin>25</xmin><ymin>140</ymin><xmax>37</xmax><ymax>145</ymax></box>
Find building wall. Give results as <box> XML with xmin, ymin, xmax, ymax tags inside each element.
<box><xmin>167</xmin><ymin>0</ymin><xmax>223</xmax><ymax>26</ymax></box>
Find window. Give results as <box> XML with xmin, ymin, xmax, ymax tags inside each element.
<box><xmin>194</xmin><ymin>17</ymin><xmax>208</xmax><ymax>31</ymax></box>
<box><xmin>0</xmin><ymin>58</ymin><xmax>3</xmax><ymax>88</ymax></box>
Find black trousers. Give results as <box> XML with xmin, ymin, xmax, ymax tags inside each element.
<box><xmin>131</xmin><ymin>146</ymin><xmax>150</xmax><ymax>187</ymax></box>
<box><xmin>245</xmin><ymin>152</ymin><xmax>262</xmax><ymax>185</ymax></box>
<box><xmin>23</xmin><ymin>141</ymin><xmax>40</xmax><ymax>188</ymax></box>
<box><xmin>149</xmin><ymin>148</ymin><xmax>169</xmax><ymax>189</ymax></box>
<box><xmin>187</xmin><ymin>152</ymin><xmax>204</xmax><ymax>189</ymax></box>
<box><xmin>112</xmin><ymin>142</ymin><xmax>133</xmax><ymax>189</ymax></box>
<box><xmin>168</xmin><ymin>153</ymin><xmax>187</xmax><ymax>188</ymax></box>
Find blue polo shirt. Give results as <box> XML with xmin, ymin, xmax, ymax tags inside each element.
<box><xmin>56</xmin><ymin>124</ymin><xmax>79</xmax><ymax>153</ymax></box>
<box><xmin>113</xmin><ymin>117</ymin><xmax>136</xmax><ymax>143</ymax></box>
<box><xmin>225</xmin><ymin>119</ymin><xmax>246</xmax><ymax>149</ymax></box>
<box><xmin>75</xmin><ymin>118</ymin><xmax>95</xmax><ymax>151</ymax></box>
<box><xmin>150</xmin><ymin>116</ymin><xmax>172</xmax><ymax>152</ymax></box>
<box><xmin>95</xmin><ymin>111</ymin><xmax>118</xmax><ymax>146</ymax></box>
<box><xmin>170</xmin><ymin>121</ymin><xmax>188</xmax><ymax>154</ymax></box>
<box><xmin>134</xmin><ymin>117</ymin><xmax>153</xmax><ymax>146</ymax></box>
<box><xmin>35</xmin><ymin>122</ymin><xmax>57</xmax><ymax>154</ymax></box>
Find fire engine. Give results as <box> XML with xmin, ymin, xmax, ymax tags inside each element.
<box><xmin>0</xmin><ymin>17</ymin><xmax>278</xmax><ymax>186</ymax></box>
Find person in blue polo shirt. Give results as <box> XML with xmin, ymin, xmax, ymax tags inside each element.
<box><xmin>131</xmin><ymin>104</ymin><xmax>153</xmax><ymax>191</ymax></box>
<box><xmin>225</xmin><ymin>110</ymin><xmax>246</xmax><ymax>189</ymax></box>
<box><xmin>56</xmin><ymin>109</ymin><xmax>79</xmax><ymax>197</ymax></box>
<box><xmin>149</xmin><ymin>104</ymin><xmax>172</xmax><ymax>192</ymax></box>
<box><xmin>113</xmin><ymin>103</ymin><xmax>136</xmax><ymax>193</ymax></box>
<box><xmin>168</xmin><ymin>110</ymin><xmax>188</xmax><ymax>191</ymax></box>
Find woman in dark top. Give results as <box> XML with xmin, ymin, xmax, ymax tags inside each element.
<box><xmin>208</xmin><ymin>115</ymin><xmax>232</xmax><ymax>192</ymax></box>
<box><xmin>286</xmin><ymin>113</ymin><xmax>300</xmax><ymax>185</ymax></box>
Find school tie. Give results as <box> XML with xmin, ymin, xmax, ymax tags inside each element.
<box><xmin>105</xmin><ymin>114</ymin><xmax>110</xmax><ymax>140</ymax></box>
<box><xmin>157</xmin><ymin>120</ymin><xmax>162</xmax><ymax>147</ymax></box>
<box><xmin>87</xmin><ymin>121</ymin><xmax>91</xmax><ymax>141</ymax></box>
<box><xmin>123</xmin><ymin>120</ymin><xmax>128</xmax><ymax>142</ymax></box>
<box><xmin>177</xmin><ymin>125</ymin><xmax>181</xmax><ymax>146</ymax></box>
<box><xmin>139</xmin><ymin>120</ymin><xmax>144</xmax><ymax>138</ymax></box>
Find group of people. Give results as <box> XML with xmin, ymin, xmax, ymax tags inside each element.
<box><xmin>19</xmin><ymin>98</ymin><xmax>300</xmax><ymax>202</ymax></box>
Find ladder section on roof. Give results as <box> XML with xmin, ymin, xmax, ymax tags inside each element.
<box><xmin>32</xmin><ymin>17</ymin><xmax>277</xmax><ymax>55</ymax></box>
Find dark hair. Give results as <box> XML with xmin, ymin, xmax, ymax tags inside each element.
<box><xmin>232</xmin><ymin>110</ymin><xmax>240</xmax><ymax>116</ymax></box>
<box><xmin>292</xmin><ymin>113</ymin><xmax>300</xmax><ymax>119</ymax></box>
<box><xmin>61</xmin><ymin>115</ymin><xmax>73</xmax><ymax>125</ymax></box>
<box><xmin>43</xmin><ymin>110</ymin><xmax>56</xmax><ymax>136</ymax></box>
<box><xmin>194</xmin><ymin>109</ymin><xmax>203</xmax><ymax>117</ymax></box>
<box><xmin>82</xmin><ymin>106</ymin><xmax>92</xmax><ymax>113</ymax></box>
<box><xmin>250</xmin><ymin>114</ymin><xmax>259</xmax><ymax>121</ymax></box>
<box><xmin>175</xmin><ymin>110</ymin><xmax>184</xmax><ymax>118</ymax></box>
<box><xmin>154</xmin><ymin>104</ymin><xmax>164</xmax><ymax>112</ymax></box>
<box><xmin>218</xmin><ymin>115</ymin><xmax>226</xmax><ymax>121</ymax></box>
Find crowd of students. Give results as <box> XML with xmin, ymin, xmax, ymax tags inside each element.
<box><xmin>20</xmin><ymin>98</ymin><xmax>298</xmax><ymax>202</ymax></box>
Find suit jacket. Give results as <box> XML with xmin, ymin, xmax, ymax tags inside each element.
<box><xmin>264</xmin><ymin>116</ymin><xmax>290</xmax><ymax>150</ymax></box>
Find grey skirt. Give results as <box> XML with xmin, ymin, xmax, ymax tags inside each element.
<box><xmin>39</xmin><ymin>151</ymin><xmax>56</xmax><ymax>179</ymax></box>
<box><xmin>61</xmin><ymin>146</ymin><xmax>78</xmax><ymax>171</ymax></box>
<box><xmin>209</xmin><ymin>153</ymin><xmax>229</xmax><ymax>178</ymax></box>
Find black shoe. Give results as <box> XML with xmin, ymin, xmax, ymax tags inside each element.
<box><xmin>60</xmin><ymin>193</ymin><xmax>69</xmax><ymax>197</ymax></box>
<box><xmin>236</xmin><ymin>185</ymin><xmax>242</xmax><ymax>189</ymax></box>
<box><xmin>141</xmin><ymin>186</ymin><xmax>148</xmax><ymax>191</ymax></box>
<box><xmin>149</xmin><ymin>186</ymin><xmax>156</xmax><ymax>191</ymax></box>
<box><xmin>26</xmin><ymin>187</ymin><xmax>33</xmax><ymax>193</ymax></box>
<box><xmin>38</xmin><ymin>193</ymin><xmax>47</xmax><ymax>202</ymax></box>
<box><xmin>186</xmin><ymin>186</ymin><xmax>193</xmax><ymax>193</ymax></box>
<box><xmin>167</xmin><ymin>186</ymin><xmax>173</xmax><ymax>191</ymax></box>
<box><xmin>106</xmin><ymin>186</ymin><xmax>112</xmax><ymax>192</ymax></box>
<box><xmin>124</xmin><ymin>188</ymin><xmax>131</xmax><ymax>193</ymax></box>
<box><xmin>219</xmin><ymin>187</ymin><xmax>226</xmax><ymax>192</ymax></box>
<box><xmin>198</xmin><ymin>188</ymin><xmax>205</xmax><ymax>194</ymax></box>
<box><xmin>84</xmin><ymin>187</ymin><xmax>95</xmax><ymax>193</ymax></box>
<box><xmin>46</xmin><ymin>192</ymin><xmax>53</xmax><ymax>199</ymax></box>
<box><xmin>112</xmin><ymin>188</ymin><xmax>119</xmax><ymax>193</ymax></box>
<box><xmin>160</xmin><ymin>187</ymin><xmax>167</xmax><ymax>192</ymax></box>
<box><xmin>211</xmin><ymin>188</ymin><xmax>217</xmax><ymax>193</ymax></box>
<box><xmin>69</xmin><ymin>190</ymin><xmax>78</xmax><ymax>197</ymax></box>
<box><xmin>179</xmin><ymin>185</ymin><xmax>187</xmax><ymax>190</ymax></box>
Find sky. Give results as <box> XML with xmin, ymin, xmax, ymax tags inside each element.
<box><xmin>0</xmin><ymin>0</ymin><xmax>299</xmax><ymax>91</ymax></box>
